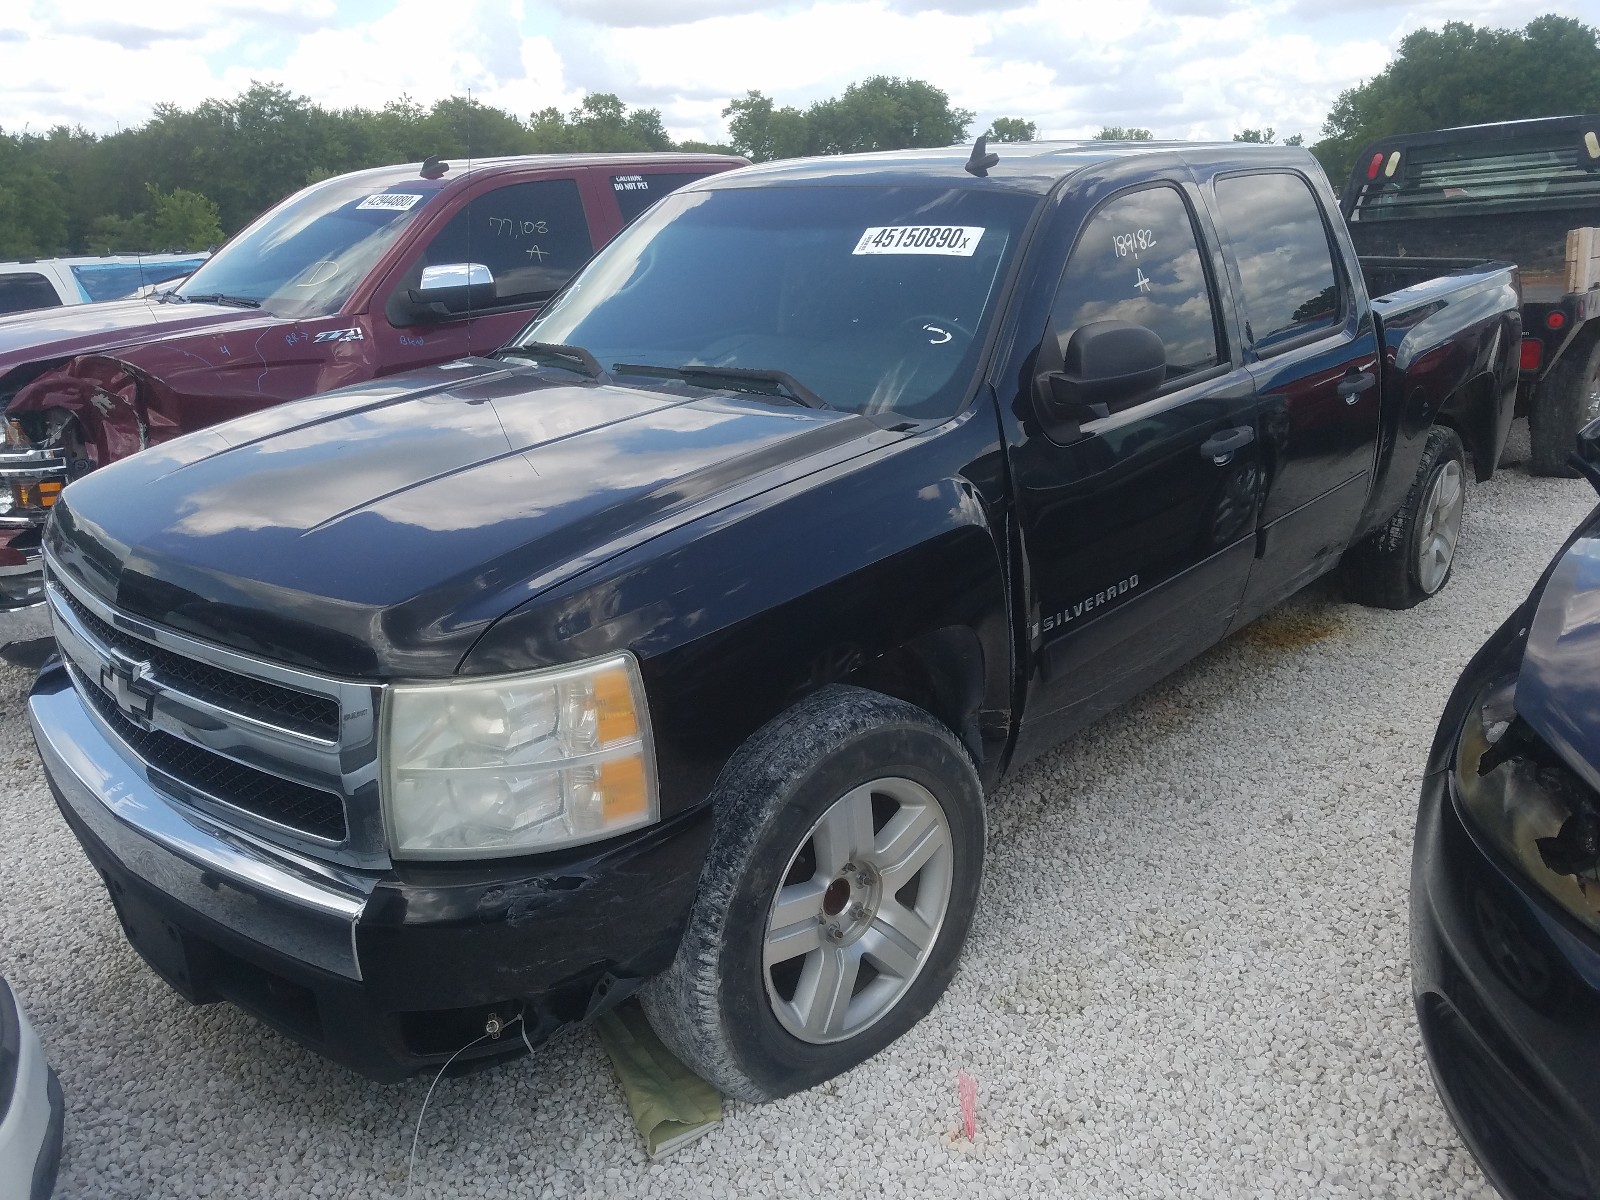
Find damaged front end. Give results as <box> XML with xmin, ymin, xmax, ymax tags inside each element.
<box><xmin>0</xmin><ymin>422</ymin><xmax>72</xmax><ymax>639</ymax></box>
<box><xmin>0</xmin><ymin>357</ymin><xmax>136</xmax><ymax>645</ymax></box>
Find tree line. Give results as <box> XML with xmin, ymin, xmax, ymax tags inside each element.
<box><xmin>1</xmin><ymin>13</ymin><xmax>1595</xmax><ymax>261</ymax></box>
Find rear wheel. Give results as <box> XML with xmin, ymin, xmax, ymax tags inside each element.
<box><xmin>1342</xmin><ymin>425</ymin><xmax>1465</xmax><ymax>610</ymax></box>
<box><xmin>640</xmin><ymin>686</ymin><xmax>985</xmax><ymax>1101</ymax></box>
<box><xmin>1529</xmin><ymin>331</ymin><xmax>1600</xmax><ymax>478</ymax></box>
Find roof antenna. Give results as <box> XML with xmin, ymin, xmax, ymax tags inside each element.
<box><xmin>420</xmin><ymin>154</ymin><xmax>448</xmax><ymax>179</ymax></box>
<box><xmin>964</xmin><ymin>134</ymin><xmax>999</xmax><ymax>178</ymax></box>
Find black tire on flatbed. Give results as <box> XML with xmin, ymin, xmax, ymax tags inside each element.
<box><xmin>1529</xmin><ymin>328</ymin><xmax>1600</xmax><ymax>478</ymax></box>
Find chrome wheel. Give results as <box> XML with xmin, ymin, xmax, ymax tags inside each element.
<box><xmin>763</xmin><ymin>777</ymin><xmax>954</xmax><ymax>1045</ymax></box>
<box><xmin>1417</xmin><ymin>457</ymin><xmax>1463</xmax><ymax>594</ymax></box>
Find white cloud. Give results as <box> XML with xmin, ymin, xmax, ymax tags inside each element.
<box><xmin>260</xmin><ymin>0</ymin><xmax>575</xmax><ymax>118</ymax></box>
<box><xmin>1</xmin><ymin>0</ymin><xmax>1588</xmax><ymax>146</ymax></box>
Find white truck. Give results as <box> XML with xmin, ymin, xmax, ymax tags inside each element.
<box><xmin>0</xmin><ymin>254</ymin><xmax>209</xmax><ymax>317</ymax></box>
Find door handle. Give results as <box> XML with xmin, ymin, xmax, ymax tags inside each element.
<box><xmin>1336</xmin><ymin>370</ymin><xmax>1376</xmax><ymax>403</ymax></box>
<box><xmin>1200</xmin><ymin>425</ymin><xmax>1254</xmax><ymax>464</ymax></box>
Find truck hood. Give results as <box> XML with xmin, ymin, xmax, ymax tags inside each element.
<box><xmin>46</xmin><ymin>359</ymin><xmax>884</xmax><ymax>677</ymax></box>
<box><xmin>0</xmin><ymin>298</ymin><xmax>264</xmax><ymax>376</ymax></box>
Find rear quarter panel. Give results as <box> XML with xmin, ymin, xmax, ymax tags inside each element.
<box><xmin>1360</xmin><ymin>265</ymin><xmax>1521</xmax><ymax>534</ymax></box>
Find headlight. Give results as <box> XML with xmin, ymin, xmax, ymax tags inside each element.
<box><xmin>1455</xmin><ymin>670</ymin><xmax>1600</xmax><ymax>936</ymax></box>
<box><xmin>382</xmin><ymin>653</ymin><xmax>658</xmax><ymax>859</ymax></box>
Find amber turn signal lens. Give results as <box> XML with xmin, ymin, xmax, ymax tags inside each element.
<box><xmin>11</xmin><ymin>480</ymin><xmax>62</xmax><ymax>509</ymax></box>
<box><xmin>594</xmin><ymin>669</ymin><xmax>640</xmax><ymax>744</ymax></box>
<box><xmin>600</xmin><ymin>757</ymin><xmax>649</xmax><ymax>822</ymax></box>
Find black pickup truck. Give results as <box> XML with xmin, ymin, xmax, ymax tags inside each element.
<box><xmin>1341</xmin><ymin>113</ymin><xmax>1600</xmax><ymax>475</ymax></box>
<box><xmin>29</xmin><ymin>141</ymin><xmax>1520</xmax><ymax>1099</ymax></box>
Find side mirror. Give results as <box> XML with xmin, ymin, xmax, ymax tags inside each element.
<box><xmin>1034</xmin><ymin>320</ymin><xmax>1166</xmax><ymax>444</ymax></box>
<box><xmin>407</xmin><ymin>262</ymin><xmax>496</xmax><ymax>319</ymax></box>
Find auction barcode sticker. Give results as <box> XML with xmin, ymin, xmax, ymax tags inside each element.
<box><xmin>853</xmin><ymin>226</ymin><xmax>984</xmax><ymax>256</ymax></box>
<box><xmin>356</xmin><ymin>193</ymin><xmax>424</xmax><ymax>211</ymax></box>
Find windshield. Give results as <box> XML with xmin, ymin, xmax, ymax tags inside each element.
<box><xmin>176</xmin><ymin>175</ymin><xmax>445</xmax><ymax>317</ymax></box>
<box><xmin>523</xmin><ymin>184</ymin><xmax>1038</xmax><ymax>421</ymax></box>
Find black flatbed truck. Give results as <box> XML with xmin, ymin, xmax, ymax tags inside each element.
<box><xmin>1341</xmin><ymin>113</ymin><xmax>1600</xmax><ymax>475</ymax></box>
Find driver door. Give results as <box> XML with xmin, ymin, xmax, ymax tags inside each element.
<box><xmin>1010</xmin><ymin>180</ymin><xmax>1259</xmax><ymax>760</ymax></box>
<box><xmin>374</xmin><ymin>175</ymin><xmax>596</xmax><ymax>373</ymax></box>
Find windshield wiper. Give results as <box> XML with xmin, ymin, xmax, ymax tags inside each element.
<box><xmin>181</xmin><ymin>292</ymin><xmax>261</xmax><ymax>309</ymax></box>
<box><xmin>612</xmin><ymin>364</ymin><xmax>829</xmax><ymax>410</ymax></box>
<box><xmin>495</xmin><ymin>341</ymin><xmax>603</xmax><ymax>379</ymax></box>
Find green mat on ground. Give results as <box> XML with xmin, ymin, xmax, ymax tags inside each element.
<box><xmin>594</xmin><ymin>999</ymin><xmax>723</xmax><ymax>1160</ymax></box>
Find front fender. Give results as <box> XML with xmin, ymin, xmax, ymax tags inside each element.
<box><xmin>461</xmin><ymin>412</ymin><xmax>1014</xmax><ymax>817</ymax></box>
<box><xmin>5</xmin><ymin>355</ymin><xmax>181</xmax><ymax>467</ymax></box>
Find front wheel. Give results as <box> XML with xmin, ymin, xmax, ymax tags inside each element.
<box><xmin>640</xmin><ymin>686</ymin><xmax>985</xmax><ymax>1102</ymax></box>
<box><xmin>1342</xmin><ymin>425</ymin><xmax>1465</xmax><ymax>610</ymax></box>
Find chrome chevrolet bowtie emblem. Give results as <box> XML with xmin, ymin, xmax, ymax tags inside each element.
<box><xmin>100</xmin><ymin>648</ymin><xmax>157</xmax><ymax>726</ymax></box>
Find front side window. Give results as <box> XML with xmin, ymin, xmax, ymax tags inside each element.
<box><xmin>1214</xmin><ymin>172</ymin><xmax>1341</xmax><ymax>351</ymax></box>
<box><xmin>1051</xmin><ymin>184</ymin><xmax>1223</xmax><ymax>387</ymax></box>
<box><xmin>415</xmin><ymin>178</ymin><xmax>594</xmax><ymax>306</ymax></box>
<box><xmin>177</xmin><ymin>175</ymin><xmax>447</xmax><ymax>318</ymax></box>
<box><xmin>525</xmin><ymin>184</ymin><xmax>1039</xmax><ymax>421</ymax></box>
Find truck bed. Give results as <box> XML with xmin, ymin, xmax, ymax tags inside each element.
<box><xmin>1351</xmin><ymin>210</ymin><xmax>1584</xmax><ymax>303</ymax></box>
<box><xmin>1362</xmin><ymin>259</ymin><xmax>1522</xmax><ymax>491</ymax></box>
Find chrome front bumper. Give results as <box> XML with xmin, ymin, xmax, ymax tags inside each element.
<box><xmin>0</xmin><ymin>553</ymin><xmax>48</xmax><ymax>646</ymax></box>
<box><xmin>0</xmin><ymin>443</ymin><xmax>68</xmax><ymax>647</ymax></box>
<box><xmin>29</xmin><ymin>669</ymin><xmax>373</xmax><ymax>980</ymax></box>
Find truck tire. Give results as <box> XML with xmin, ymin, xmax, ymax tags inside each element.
<box><xmin>1341</xmin><ymin>425</ymin><xmax>1465</xmax><ymax>610</ymax></box>
<box><xmin>1529</xmin><ymin>330</ymin><xmax>1600</xmax><ymax>477</ymax></box>
<box><xmin>640</xmin><ymin>685</ymin><xmax>986</xmax><ymax>1102</ymax></box>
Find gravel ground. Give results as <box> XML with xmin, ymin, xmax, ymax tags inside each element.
<box><xmin>1</xmin><ymin>421</ymin><xmax>1594</xmax><ymax>1199</ymax></box>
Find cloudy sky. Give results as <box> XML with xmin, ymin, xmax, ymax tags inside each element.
<box><xmin>0</xmin><ymin>0</ymin><xmax>1584</xmax><ymax>145</ymax></box>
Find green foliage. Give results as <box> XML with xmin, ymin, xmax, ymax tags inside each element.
<box><xmin>0</xmin><ymin>133</ymin><xmax>68</xmax><ymax>256</ymax></box>
<box><xmin>987</xmin><ymin>118</ymin><xmax>1036</xmax><ymax>143</ymax></box>
<box><xmin>528</xmin><ymin>93</ymin><xmax>676</xmax><ymax>152</ymax></box>
<box><xmin>1312</xmin><ymin>15</ymin><xmax>1600</xmax><ymax>182</ymax></box>
<box><xmin>1233</xmin><ymin>128</ymin><xmax>1276</xmax><ymax>143</ymax></box>
<box><xmin>725</xmin><ymin>78</ymin><xmax>973</xmax><ymax>161</ymax></box>
<box><xmin>807</xmin><ymin>76</ymin><xmax>974</xmax><ymax>155</ymax></box>
<box><xmin>86</xmin><ymin>184</ymin><xmax>221</xmax><ymax>255</ymax></box>
<box><xmin>1095</xmin><ymin>126</ymin><xmax>1153</xmax><ymax>141</ymax></box>
<box><xmin>723</xmin><ymin>92</ymin><xmax>811</xmax><ymax>162</ymax></box>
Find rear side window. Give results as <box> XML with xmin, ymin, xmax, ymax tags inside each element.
<box><xmin>612</xmin><ymin>172</ymin><xmax>712</xmax><ymax>223</ymax></box>
<box><xmin>0</xmin><ymin>272</ymin><xmax>61</xmax><ymax>315</ymax></box>
<box><xmin>419</xmin><ymin>178</ymin><xmax>594</xmax><ymax>305</ymax></box>
<box><xmin>1052</xmin><ymin>184</ymin><xmax>1222</xmax><ymax>385</ymax></box>
<box><xmin>1214</xmin><ymin>172</ymin><xmax>1341</xmax><ymax>351</ymax></box>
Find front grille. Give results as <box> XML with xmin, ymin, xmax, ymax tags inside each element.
<box><xmin>56</xmin><ymin>585</ymin><xmax>339</xmax><ymax>740</ymax></box>
<box><xmin>76</xmin><ymin>668</ymin><xmax>348</xmax><ymax>842</ymax></box>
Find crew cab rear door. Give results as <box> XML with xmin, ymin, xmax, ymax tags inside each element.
<box><xmin>1008</xmin><ymin>176</ymin><xmax>1259</xmax><ymax>756</ymax></box>
<box><xmin>1206</xmin><ymin>168</ymin><xmax>1382</xmax><ymax>619</ymax></box>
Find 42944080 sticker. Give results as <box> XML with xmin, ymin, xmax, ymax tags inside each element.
<box><xmin>852</xmin><ymin>226</ymin><xmax>984</xmax><ymax>256</ymax></box>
